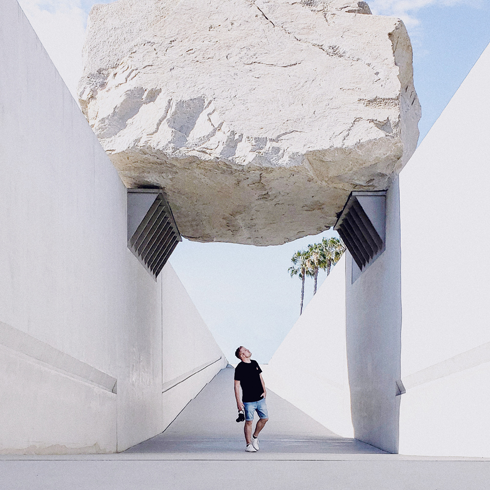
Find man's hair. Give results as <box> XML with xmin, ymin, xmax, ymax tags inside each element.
<box><xmin>235</xmin><ymin>346</ymin><xmax>243</xmax><ymax>359</ymax></box>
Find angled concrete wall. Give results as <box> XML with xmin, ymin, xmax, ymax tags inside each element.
<box><xmin>0</xmin><ymin>0</ymin><xmax>226</xmax><ymax>454</ymax></box>
<box><xmin>266</xmin><ymin>182</ymin><xmax>402</xmax><ymax>453</ymax></box>
<box><xmin>265</xmin><ymin>256</ymin><xmax>353</xmax><ymax>438</ymax></box>
<box><xmin>160</xmin><ymin>265</ymin><xmax>227</xmax><ymax>430</ymax></box>
<box><xmin>399</xmin><ymin>43</ymin><xmax>490</xmax><ymax>457</ymax></box>
<box><xmin>345</xmin><ymin>178</ymin><xmax>402</xmax><ymax>454</ymax></box>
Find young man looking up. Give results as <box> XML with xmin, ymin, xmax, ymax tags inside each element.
<box><xmin>234</xmin><ymin>346</ymin><xmax>269</xmax><ymax>452</ymax></box>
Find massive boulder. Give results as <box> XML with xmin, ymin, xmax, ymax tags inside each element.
<box><xmin>79</xmin><ymin>0</ymin><xmax>420</xmax><ymax>245</ymax></box>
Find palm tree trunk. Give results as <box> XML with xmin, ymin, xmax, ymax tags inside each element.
<box><xmin>300</xmin><ymin>268</ymin><xmax>305</xmax><ymax>315</ymax></box>
<box><xmin>326</xmin><ymin>261</ymin><xmax>331</xmax><ymax>276</ymax></box>
<box><xmin>313</xmin><ymin>268</ymin><xmax>319</xmax><ymax>295</ymax></box>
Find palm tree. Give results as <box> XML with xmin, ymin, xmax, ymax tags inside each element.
<box><xmin>320</xmin><ymin>237</ymin><xmax>346</xmax><ymax>277</ymax></box>
<box><xmin>288</xmin><ymin>250</ymin><xmax>314</xmax><ymax>315</ymax></box>
<box><xmin>289</xmin><ymin>236</ymin><xmax>346</xmax><ymax>314</ymax></box>
<box><xmin>303</xmin><ymin>237</ymin><xmax>346</xmax><ymax>296</ymax></box>
<box><xmin>305</xmin><ymin>243</ymin><xmax>324</xmax><ymax>295</ymax></box>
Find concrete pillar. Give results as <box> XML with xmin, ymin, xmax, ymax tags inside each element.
<box><xmin>345</xmin><ymin>177</ymin><xmax>402</xmax><ymax>454</ymax></box>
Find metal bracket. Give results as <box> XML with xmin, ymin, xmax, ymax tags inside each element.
<box><xmin>334</xmin><ymin>191</ymin><xmax>387</xmax><ymax>271</ymax></box>
<box><xmin>396</xmin><ymin>379</ymin><xmax>406</xmax><ymax>396</ymax></box>
<box><xmin>127</xmin><ymin>189</ymin><xmax>181</xmax><ymax>278</ymax></box>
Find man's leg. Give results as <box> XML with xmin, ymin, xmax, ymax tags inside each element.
<box><xmin>243</xmin><ymin>402</ymin><xmax>255</xmax><ymax>445</ymax></box>
<box><xmin>253</xmin><ymin>398</ymin><xmax>269</xmax><ymax>439</ymax></box>
<box><xmin>253</xmin><ymin>417</ymin><xmax>268</xmax><ymax>438</ymax></box>
<box><xmin>244</xmin><ymin>420</ymin><xmax>253</xmax><ymax>444</ymax></box>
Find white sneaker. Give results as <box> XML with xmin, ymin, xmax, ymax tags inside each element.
<box><xmin>245</xmin><ymin>443</ymin><xmax>257</xmax><ymax>452</ymax></box>
<box><xmin>252</xmin><ymin>437</ymin><xmax>259</xmax><ymax>451</ymax></box>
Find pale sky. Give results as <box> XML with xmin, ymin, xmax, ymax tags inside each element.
<box><xmin>18</xmin><ymin>0</ymin><xmax>490</xmax><ymax>362</ymax></box>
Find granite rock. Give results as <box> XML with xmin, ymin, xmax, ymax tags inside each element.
<box><xmin>79</xmin><ymin>0</ymin><xmax>420</xmax><ymax>245</ymax></box>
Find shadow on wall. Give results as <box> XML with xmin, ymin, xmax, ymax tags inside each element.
<box><xmin>266</xmin><ymin>179</ymin><xmax>402</xmax><ymax>454</ymax></box>
<box><xmin>345</xmin><ymin>179</ymin><xmax>402</xmax><ymax>454</ymax></box>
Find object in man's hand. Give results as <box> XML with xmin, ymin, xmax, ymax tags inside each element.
<box><xmin>236</xmin><ymin>410</ymin><xmax>245</xmax><ymax>423</ymax></box>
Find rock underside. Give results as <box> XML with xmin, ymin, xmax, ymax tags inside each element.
<box><xmin>79</xmin><ymin>0</ymin><xmax>421</xmax><ymax>245</ymax></box>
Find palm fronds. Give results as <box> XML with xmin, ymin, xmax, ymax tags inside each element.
<box><xmin>289</xmin><ymin>235</ymin><xmax>346</xmax><ymax>315</ymax></box>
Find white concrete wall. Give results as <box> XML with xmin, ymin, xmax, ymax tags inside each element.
<box><xmin>345</xmin><ymin>178</ymin><xmax>402</xmax><ymax>454</ymax></box>
<box><xmin>265</xmin><ymin>256</ymin><xmax>354</xmax><ymax>437</ymax></box>
<box><xmin>399</xmin><ymin>43</ymin><xmax>490</xmax><ymax>457</ymax></box>
<box><xmin>0</xmin><ymin>0</ymin><xmax>225</xmax><ymax>454</ymax></box>
<box><xmin>161</xmin><ymin>265</ymin><xmax>227</xmax><ymax>429</ymax></box>
<box><xmin>267</xmin><ymin>181</ymin><xmax>403</xmax><ymax>452</ymax></box>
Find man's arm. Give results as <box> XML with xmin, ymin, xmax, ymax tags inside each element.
<box><xmin>259</xmin><ymin>373</ymin><xmax>267</xmax><ymax>398</ymax></box>
<box><xmin>234</xmin><ymin>379</ymin><xmax>244</xmax><ymax>411</ymax></box>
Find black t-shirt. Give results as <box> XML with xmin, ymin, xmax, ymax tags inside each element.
<box><xmin>234</xmin><ymin>360</ymin><xmax>264</xmax><ymax>402</ymax></box>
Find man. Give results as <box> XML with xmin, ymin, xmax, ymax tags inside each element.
<box><xmin>234</xmin><ymin>346</ymin><xmax>269</xmax><ymax>452</ymax></box>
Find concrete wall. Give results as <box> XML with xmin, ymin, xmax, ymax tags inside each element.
<box><xmin>398</xmin><ymin>43</ymin><xmax>490</xmax><ymax>457</ymax></box>
<box><xmin>266</xmin><ymin>181</ymin><xmax>402</xmax><ymax>452</ymax></box>
<box><xmin>0</xmin><ymin>0</ymin><xmax>225</xmax><ymax>454</ymax></box>
<box><xmin>161</xmin><ymin>265</ymin><xmax>227</xmax><ymax>429</ymax></box>
<box><xmin>265</xmin><ymin>256</ymin><xmax>354</xmax><ymax>438</ymax></box>
<box><xmin>345</xmin><ymin>178</ymin><xmax>402</xmax><ymax>454</ymax></box>
<box><xmin>267</xmin><ymin>40</ymin><xmax>490</xmax><ymax>457</ymax></box>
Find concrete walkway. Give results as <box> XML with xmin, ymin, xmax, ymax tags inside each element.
<box><xmin>2</xmin><ymin>367</ymin><xmax>490</xmax><ymax>489</ymax></box>
<box><xmin>125</xmin><ymin>366</ymin><xmax>384</xmax><ymax>459</ymax></box>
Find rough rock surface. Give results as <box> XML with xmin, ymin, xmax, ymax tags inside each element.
<box><xmin>79</xmin><ymin>0</ymin><xmax>421</xmax><ymax>245</ymax></box>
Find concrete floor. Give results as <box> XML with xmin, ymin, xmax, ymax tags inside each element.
<box><xmin>2</xmin><ymin>367</ymin><xmax>490</xmax><ymax>489</ymax></box>
<box><xmin>125</xmin><ymin>366</ymin><xmax>384</xmax><ymax>459</ymax></box>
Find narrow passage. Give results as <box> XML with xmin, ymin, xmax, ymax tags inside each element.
<box><xmin>126</xmin><ymin>367</ymin><xmax>384</xmax><ymax>459</ymax></box>
<box><xmin>4</xmin><ymin>369</ymin><xmax>487</xmax><ymax>490</ymax></box>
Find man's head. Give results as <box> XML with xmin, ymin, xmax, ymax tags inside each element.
<box><xmin>235</xmin><ymin>346</ymin><xmax>251</xmax><ymax>361</ymax></box>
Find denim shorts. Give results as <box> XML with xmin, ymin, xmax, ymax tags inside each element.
<box><xmin>244</xmin><ymin>397</ymin><xmax>268</xmax><ymax>421</ymax></box>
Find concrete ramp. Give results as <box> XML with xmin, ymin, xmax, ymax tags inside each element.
<box><xmin>126</xmin><ymin>367</ymin><xmax>383</xmax><ymax>459</ymax></box>
<box><xmin>0</xmin><ymin>369</ymin><xmax>490</xmax><ymax>490</ymax></box>
<box><xmin>2</xmin><ymin>368</ymin><xmax>490</xmax><ymax>489</ymax></box>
